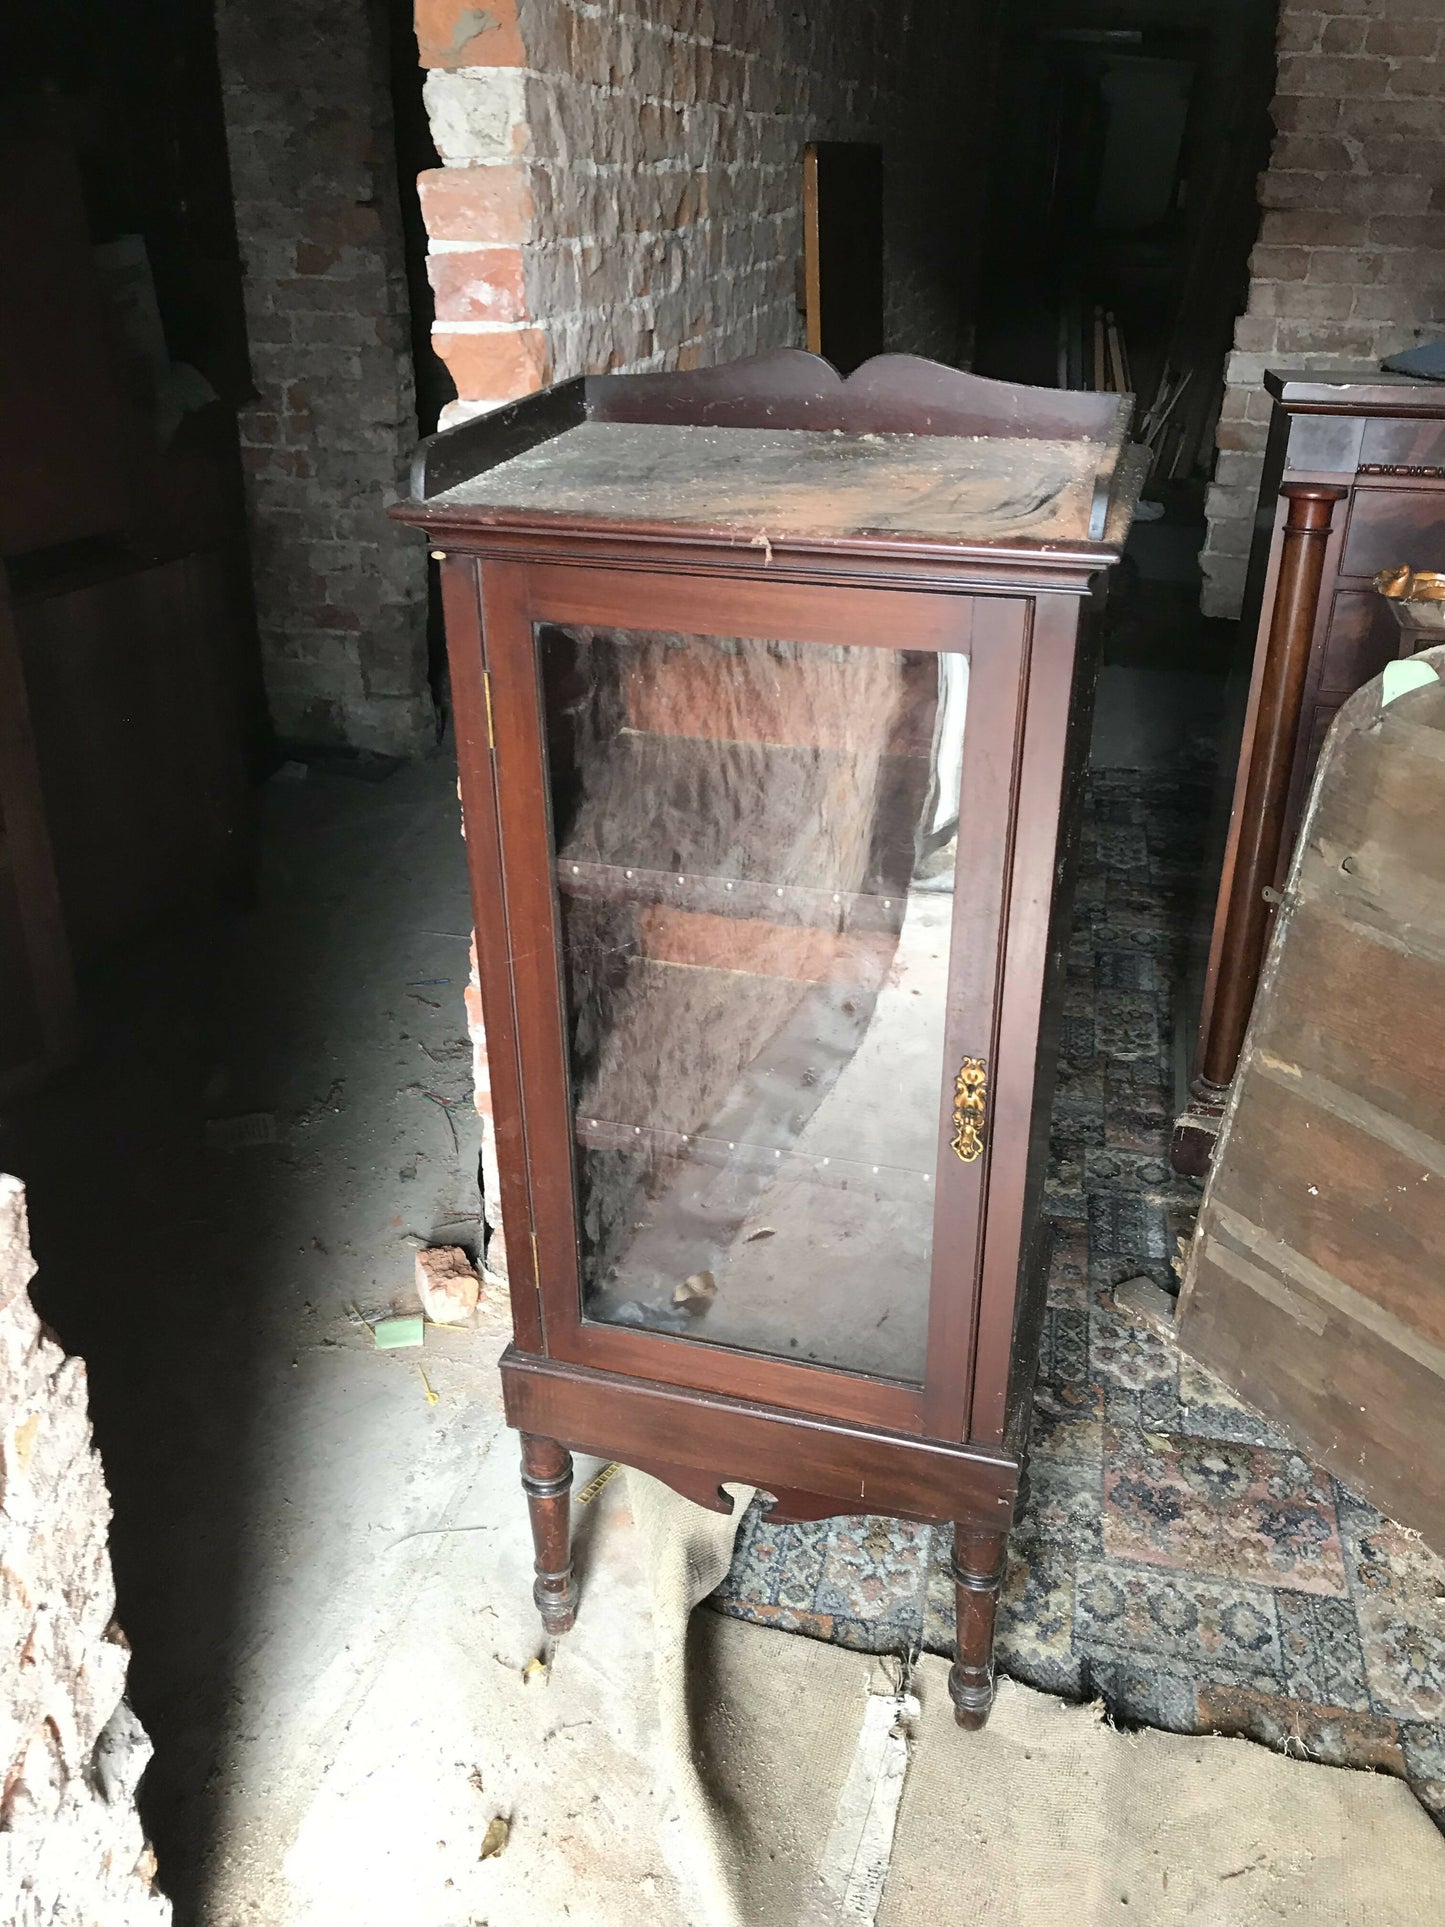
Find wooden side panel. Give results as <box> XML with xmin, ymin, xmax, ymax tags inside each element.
<box><xmin>1179</xmin><ymin>646</ymin><xmax>1445</xmax><ymax>1551</ymax></box>
<box><xmin>1306</xmin><ymin>717</ymin><xmax>1445</xmax><ymax>895</ymax></box>
<box><xmin>442</xmin><ymin>557</ymin><xmax>544</xmax><ymax>1352</ymax></box>
<box><xmin>968</xmin><ymin>594</ymin><xmax>1085</xmax><ymax>1445</ymax></box>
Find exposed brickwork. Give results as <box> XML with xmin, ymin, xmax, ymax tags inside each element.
<box><xmin>419</xmin><ymin>0</ymin><xmax>999</xmax><ymax>417</ymax></box>
<box><xmin>216</xmin><ymin>0</ymin><xmax>432</xmax><ymax>752</ymax></box>
<box><xmin>0</xmin><ymin>1176</ymin><xmax>170</xmax><ymax>1925</ymax></box>
<box><xmin>416</xmin><ymin>1</ymin><xmax>1002</xmax><ymax>1249</ymax></box>
<box><xmin>1202</xmin><ymin>0</ymin><xmax>1445</xmax><ymax>616</ymax></box>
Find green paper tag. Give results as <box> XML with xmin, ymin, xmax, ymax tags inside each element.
<box><xmin>373</xmin><ymin>1314</ymin><xmax>425</xmax><ymax>1350</ymax></box>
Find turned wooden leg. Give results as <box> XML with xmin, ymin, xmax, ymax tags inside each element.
<box><xmin>520</xmin><ymin>1433</ymin><xmax>576</xmax><ymax>1635</ymax></box>
<box><xmin>948</xmin><ymin>1524</ymin><xmax>1008</xmax><ymax>1730</ymax></box>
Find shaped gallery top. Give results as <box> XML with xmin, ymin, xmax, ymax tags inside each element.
<box><xmin>395</xmin><ymin>351</ymin><xmax>1144</xmax><ymax>574</ymax></box>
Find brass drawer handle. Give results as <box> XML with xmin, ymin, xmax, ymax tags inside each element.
<box><xmin>1375</xmin><ymin>565</ymin><xmax>1445</xmax><ymax>601</ymax></box>
<box><xmin>951</xmin><ymin>1056</ymin><xmax>988</xmax><ymax>1163</ymax></box>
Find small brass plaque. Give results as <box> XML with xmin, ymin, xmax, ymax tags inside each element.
<box><xmin>951</xmin><ymin>1056</ymin><xmax>988</xmax><ymax>1163</ymax></box>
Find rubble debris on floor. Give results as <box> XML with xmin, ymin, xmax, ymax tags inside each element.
<box><xmin>0</xmin><ymin>1176</ymin><xmax>171</xmax><ymax>1925</ymax></box>
<box><xmin>415</xmin><ymin>1245</ymin><xmax>481</xmax><ymax>1324</ymax></box>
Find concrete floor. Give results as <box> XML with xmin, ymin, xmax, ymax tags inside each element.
<box><xmin>1</xmin><ymin>753</ymin><xmax>609</xmax><ymax>1924</ymax></box>
<box><xmin>0</xmin><ymin>610</ymin><xmax>1234</xmax><ymax>1920</ymax></box>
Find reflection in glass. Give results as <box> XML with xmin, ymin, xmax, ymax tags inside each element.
<box><xmin>540</xmin><ymin>626</ymin><xmax>968</xmax><ymax>1384</ymax></box>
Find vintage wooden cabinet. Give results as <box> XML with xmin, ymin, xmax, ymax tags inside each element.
<box><xmin>396</xmin><ymin>351</ymin><xmax>1141</xmax><ymax>1726</ymax></box>
<box><xmin>1173</xmin><ymin>371</ymin><xmax>1445</xmax><ymax>1177</ymax></box>
<box><xmin>1180</xmin><ymin>644</ymin><xmax>1445</xmax><ymax>1556</ymax></box>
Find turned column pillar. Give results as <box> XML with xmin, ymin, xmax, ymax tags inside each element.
<box><xmin>1173</xmin><ymin>482</ymin><xmax>1346</xmax><ymax>1176</ymax></box>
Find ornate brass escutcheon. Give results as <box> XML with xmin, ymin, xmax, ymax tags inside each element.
<box><xmin>951</xmin><ymin>1056</ymin><xmax>988</xmax><ymax>1162</ymax></box>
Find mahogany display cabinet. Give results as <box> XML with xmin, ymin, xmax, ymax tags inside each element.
<box><xmin>395</xmin><ymin>351</ymin><xmax>1142</xmax><ymax>1726</ymax></box>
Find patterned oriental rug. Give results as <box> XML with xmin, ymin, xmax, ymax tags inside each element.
<box><xmin>709</xmin><ymin>771</ymin><xmax>1445</xmax><ymax>1826</ymax></box>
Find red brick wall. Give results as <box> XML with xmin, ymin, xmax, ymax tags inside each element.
<box><xmin>0</xmin><ymin>1176</ymin><xmax>169</xmax><ymax>1921</ymax></box>
<box><xmin>417</xmin><ymin>0</ymin><xmax>1000</xmax><ymax>420</ymax></box>
<box><xmin>216</xmin><ymin>0</ymin><xmax>432</xmax><ymax>752</ymax></box>
<box><xmin>414</xmin><ymin>1</ymin><xmax>1002</xmax><ymax>1270</ymax></box>
<box><xmin>1201</xmin><ymin>0</ymin><xmax>1445</xmax><ymax>616</ymax></box>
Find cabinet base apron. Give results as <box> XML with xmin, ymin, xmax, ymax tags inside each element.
<box><xmin>502</xmin><ymin>1346</ymin><xmax>1021</xmax><ymax>1728</ymax></box>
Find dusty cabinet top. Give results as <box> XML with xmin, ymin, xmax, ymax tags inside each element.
<box><xmin>395</xmin><ymin>351</ymin><xmax>1143</xmax><ymax>573</ymax></box>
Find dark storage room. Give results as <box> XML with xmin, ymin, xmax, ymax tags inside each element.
<box><xmin>2</xmin><ymin>3</ymin><xmax>1443</xmax><ymax>1922</ymax></box>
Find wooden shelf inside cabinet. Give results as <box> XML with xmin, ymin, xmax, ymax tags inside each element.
<box><xmin>393</xmin><ymin>349</ymin><xmax>1140</xmax><ymax>1725</ymax></box>
<box><xmin>555</xmin><ymin>858</ymin><xmax>911</xmax><ymax>934</ymax></box>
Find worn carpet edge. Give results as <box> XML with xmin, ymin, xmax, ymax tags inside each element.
<box><xmin>687</xmin><ymin>1615</ymin><xmax>1443</xmax><ymax>1927</ymax></box>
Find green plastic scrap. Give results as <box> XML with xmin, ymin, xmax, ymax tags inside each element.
<box><xmin>373</xmin><ymin>1314</ymin><xmax>425</xmax><ymax>1351</ymax></box>
<box><xmin>1381</xmin><ymin>657</ymin><xmax>1439</xmax><ymax>706</ymax></box>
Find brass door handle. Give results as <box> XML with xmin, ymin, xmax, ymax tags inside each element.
<box><xmin>951</xmin><ymin>1057</ymin><xmax>987</xmax><ymax>1162</ymax></box>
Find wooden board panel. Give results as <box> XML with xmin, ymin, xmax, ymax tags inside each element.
<box><xmin>1214</xmin><ymin>1071</ymin><xmax>1444</xmax><ymax>1348</ymax></box>
<box><xmin>1249</xmin><ymin>901</ymin><xmax>1445</xmax><ymax>1142</ymax></box>
<box><xmin>1182</xmin><ymin>1231</ymin><xmax>1445</xmax><ymax>1545</ymax></box>
<box><xmin>1179</xmin><ymin>645</ymin><xmax>1445</xmax><ymax>1550</ymax></box>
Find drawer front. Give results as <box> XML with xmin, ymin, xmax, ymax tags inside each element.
<box><xmin>1318</xmin><ymin>589</ymin><xmax>1401</xmax><ymax>698</ymax></box>
<box><xmin>1340</xmin><ymin>485</ymin><xmax>1445</xmax><ymax>580</ymax></box>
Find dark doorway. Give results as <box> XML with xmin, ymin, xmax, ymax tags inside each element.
<box><xmin>803</xmin><ymin>141</ymin><xmax>886</xmax><ymax>375</ymax></box>
<box><xmin>972</xmin><ymin>1</ymin><xmax>1278</xmax><ymax>488</ymax></box>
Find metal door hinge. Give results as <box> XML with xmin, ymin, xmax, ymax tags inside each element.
<box><xmin>483</xmin><ymin>670</ymin><xmax>496</xmax><ymax>750</ymax></box>
<box><xmin>951</xmin><ymin>1056</ymin><xmax>988</xmax><ymax>1163</ymax></box>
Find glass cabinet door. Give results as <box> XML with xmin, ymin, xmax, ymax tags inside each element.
<box><xmin>536</xmin><ymin>619</ymin><xmax>979</xmax><ymax>1389</ymax></box>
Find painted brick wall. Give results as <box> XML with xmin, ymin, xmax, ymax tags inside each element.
<box><xmin>217</xmin><ymin>0</ymin><xmax>433</xmax><ymax>754</ymax></box>
<box><xmin>413</xmin><ymin>0</ymin><xmax>1000</xmax><ymax>1276</ymax></box>
<box><xmin>0</xmin><ymin>1177</ymin><xmax>170</xmax><ymax>1923</ymax></box>
<box><xmin>1201</xmin><ymin>0</ymin><xmax>1445</xmax><ymax>617</ymax></box>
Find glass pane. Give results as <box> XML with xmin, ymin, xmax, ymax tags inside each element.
<box><xmin>540</xmin><ymin>624</ymin><xmax>968</xmax><ymax>1384</ymax></box>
